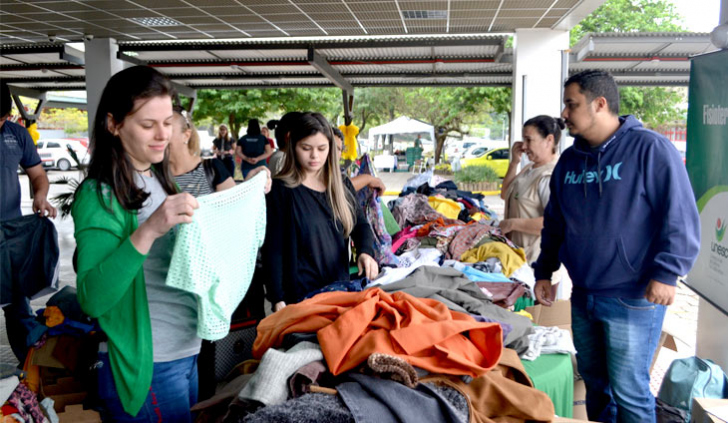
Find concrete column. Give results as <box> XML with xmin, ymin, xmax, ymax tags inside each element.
<box><xmin>84</xmin><ymin>38</ymin><xmax>127</xmax><ymax>132</ymax></box>
<box><xmin>511</xmin><ymin>29</ymin><xmax>570</xmax><ymax>145</ymax></box>
<box><xmin>696</xmin><ymin>299</ymin><xmax>728</xmax><ymax>370</ymax></box>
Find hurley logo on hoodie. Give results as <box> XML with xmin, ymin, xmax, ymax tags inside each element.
<box><xmin>563</xmin><ymin>162</ymin><xmax>623</xmax><ymax>185</ymax></box>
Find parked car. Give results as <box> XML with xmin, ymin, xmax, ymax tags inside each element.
<box><xmin>461</xmin><ymin>146</ymin><xmax>510</xmax><ymax>177</ymax></box>
<box><xmin>37</xmin><ymin>139</ymin><xmax>89</xmax><ymax>171</ymax></box>
<box><xmin>445</xmin><ymin>141</ymin><xmax>486</xmax><ymax>160</ymax></box>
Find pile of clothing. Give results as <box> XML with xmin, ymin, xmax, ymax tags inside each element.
<box><xmin>193</xmin><ymin>289</ymin><xmax>555</xmax><ymax>422</ymax></box>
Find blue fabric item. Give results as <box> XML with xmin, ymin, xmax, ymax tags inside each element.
<box><xmin>238</xmin><ymin>134</ymin><xmax>269</xmax><ymax>174</ymax></box>
<box><xmin>459</xmin><ymin>266</ymin><xmax>511</xmax><ymax>283</ymax></box>
<box><xmin>471</xmin><ymin>314</ymin><xmax>513</xmax><ymax>341</ymax></box>
<box><xmin>1</xmin><ymin>121</ymin><xmax>41</xmax><ymax>221</ymax></box>
<box><xmin>303</xmin><ymin>277</ymin><xmax>369</xmax><ymax>300</ymax></box>
<box><xmin>571</xmin><ymin>294</ymin><xmax>666</xmax><ymax>423</ymax></box>
<box><xmin>97</xmin><ymin>352</ymin><xmax>199</xmax><ymax>422</ymax></box>
<box><xmin>534</xmin><ymin>115</ymin><xmax>700</xmax><ymax>298</ymax></box>
<box><xmin>338</xmin><ymin>373</ymin><xmax>465</xmax><ymax>423</ymax></box>
<box><xmin>3</xmin><ymin>296</ymin><xmax>40</xmax><ymax>362</ymax></box>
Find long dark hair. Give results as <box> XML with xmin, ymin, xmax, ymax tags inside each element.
<box><xmin>246</xmin><ymin>118</ymin><xmax>261</xmax><ymax>137</ymax></box>
<box><xmin>267</xmin><ymin>112</ymin><xmax>304</xmax><ymax>151</ymax></box>
<box><xmin>85</xmin><ymin>66</ymin><xmax>178</xmax><ymax>211</ymax></box>
<box><xmin>523</xmin><ymin>115</ymin><xmax>566</xmax><ymax>154</ymax></box>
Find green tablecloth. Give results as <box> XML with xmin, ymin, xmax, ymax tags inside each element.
<box><xmin>522</xmin><ymin>354</ymin><xmax>574</xmax><ymax>418</ymax></box>
<box><xmin>513</xmin><ymin>296</ymin><xmax>535</xmax><ymax>312</ymax></box>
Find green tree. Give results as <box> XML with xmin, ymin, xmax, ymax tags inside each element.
<box><xmin>570</xmin><ymin>0</ymin><xmax>687</xmax><ymax>128</ymax></box>
<box><xmin>399</xmin><ymin>87</ymin><xmax>511</xmax><ymax>163</ymax></box>
<box><xmin>192</xmin><ymin>87</ymin><xmax>342</xmax><ymax>137</ymax></box>
<box><xmin>38</xmin><ymin>108</ymin><xmax>88</xmax><ymax>136</ymax></box>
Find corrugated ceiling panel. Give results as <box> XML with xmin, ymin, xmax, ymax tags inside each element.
<box><xmin>133</xmin><ymin>50</ymin><xmax>219</xmax><ymax>61</ymax></box>
<box><xmin>209</xmin><ymin>49</ymin><xmax>307</xmax><ymax>60</ymax></box>
<box><xmin>593</xmin><ymin>42</ymin><xmax>669</xmax><ymax>55</ymax></box>
<box><xmin>1</xmin><ymin>52</ymin><xmax>63</xmax><ymax>64</ymax></box>
<box><xmin>659</xmin><ymin>43</ymin><xmax>717</xmax><ymax>55</ymax></box>
<box><xmin>333</xmin><ymin>63</ymin><xmax>434</xmax><ymax>73</ymax></box>
<box><xmin>0</xmin><ymin>69</ymin><xmax>55</xmax><ymax>78</ymax></box>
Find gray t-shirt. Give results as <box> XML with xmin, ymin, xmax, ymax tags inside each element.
<box><xmin>135</xmin><ymin>173</ymin><xmax>201</xmax><ymax>362</ymax></box>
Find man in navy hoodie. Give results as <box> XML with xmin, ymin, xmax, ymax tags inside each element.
<box><xmin>533</xmin><ymin>70</ymin><xmax>700</xmax><ymax>423</ymax></box>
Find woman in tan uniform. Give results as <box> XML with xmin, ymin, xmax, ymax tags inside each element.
<box><xmin>500</xmin><ymin>115</ymin><xmax>565</xmax><ymax>264</ymax></box>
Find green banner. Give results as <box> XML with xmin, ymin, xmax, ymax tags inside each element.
<box><xmin>686</xmin><ymin>49</ymin><xmax>728</xmax><ymax>315</ymax></box>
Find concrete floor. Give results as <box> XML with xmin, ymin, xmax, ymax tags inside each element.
<box><xmin>1</xmin><ymin>169</ymin><xmax>699</xmax><ymax>396</ymax></box>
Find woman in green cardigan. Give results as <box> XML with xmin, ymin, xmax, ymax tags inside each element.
<box><xmin>72</xmin><ymin>66</ymin><xmax>201</xmax><ymax>421</ymax></box>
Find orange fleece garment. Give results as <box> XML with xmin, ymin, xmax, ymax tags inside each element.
<box><xmin>253</xmin><ymin>288</ymin><xmax>503</xmax><ymax>377</ymax></box>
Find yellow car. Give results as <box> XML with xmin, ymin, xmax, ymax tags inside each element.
<box><xmin>461</xmin><ymin>147</ymin><xmax>510</xmax><ymax>177</ymax></box>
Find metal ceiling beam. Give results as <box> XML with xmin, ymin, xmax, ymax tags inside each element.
<box><xmin>117</xmin><ymin>37</ymin><xmax>506</xmax><ymax>52</ymax></box>
<box><xmin>307</xmin><ymin>47</ymin><xmax>353</xmax><ymax>92</ymax></box>
<box><xmin>573</xmin><ymin>38</ymin><xmax>595</xmax><ymax>62</ymax></box>
<box><xmin>61</xmin><ymin>45</ymin><xmax>84</xmax><ymax>65</ymax></box>
<box><xmin>167</xmin><ymin>71</ymin><xmax>514</xmax><ymax>80</ymax></box>
<box><xmin>185</xmin><ymin>82</ymin><xmax>514</xmax><ymax>90</ymax></box>
<box><xmin>0</xmin><ymin>63</ymin><xmax>83</xmax><ymax>72</ymax></box>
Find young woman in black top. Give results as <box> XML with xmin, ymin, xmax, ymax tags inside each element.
<box><xmin>262</xmin><ymin>112</ymin><xmax>378</xmax><ymax>312</ymax></box>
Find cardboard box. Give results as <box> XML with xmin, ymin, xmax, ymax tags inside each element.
<box><xmin>57</xmin><ymin>404</ymin><xmax>101</xmax><ymax>423</ymax></box>
<box><xmin>692</xmin><ymin>398</ymin><xmax>728</xmax><ymax>423</ymax></box>
<box><xmin>525</xmin><ymin>300</ymin><xmax>572</xmax><ymax>333</ymax></box>
<box><xmin>41</xmin><ymin>376</ymin><xmax>87</xmax><ymax>413</ymax></box>
<box><xmin>573</xmin><ymin>378</ymin><xmax>587</xmax><ymax>420</ymax></box>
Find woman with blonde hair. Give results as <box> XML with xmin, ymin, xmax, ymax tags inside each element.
<box><xmin>262</xmin><ymin>112</ymin><xmax>378</xmax><ymax>312</ymax></box>
<box><xmin>168</xmin><ymin>105</ymin><xmax>236</xmax><ymax>197</ymax></box>
<box><xmin>212</xmin><ymin>124</ymin><xmax>235</xmax><ymax>177</ymax></box>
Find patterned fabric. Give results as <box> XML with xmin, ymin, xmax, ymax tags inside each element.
<box><xmin>166</xmin><ymin>172</ymin><xmax>267</xmax><ymax>340</ymax></box>
<box><xmin>448</xmin><ymin>222</ymin><xmax>494</xmax><ymax>260</ymax></box>
<box><xmin>7</xmin><ymin>383</ymin><xmax>48</xmax><ymax>423</ymax></box>
<box><xmin>391</xmin><ymin>194</ymin><xmax>461</xmax><ymax>228</ymax></box>
<box><xmin>355</xmin><ymin>154</ymin><xmax>399</xmax><ymax>266</ymax></box>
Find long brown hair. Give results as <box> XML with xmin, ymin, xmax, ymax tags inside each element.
<box><xmin>276</xmin><ymin>112</ymin><xmax>355</xmax><ymax>237</ymax></box>
<box><xmin>84</xmin><ymin>66</ymin><xmax>178</xmax><ymax>211</ymax></box>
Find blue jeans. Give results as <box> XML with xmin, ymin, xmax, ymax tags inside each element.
<box><xmin>97</xmin><ymin>352</ymin><xmax>198</xmax><ymax>422</ymax></box>
<box><xmin>2</xmin><ymin>296</ymin><xmax>37</xmax><ymax>364</ymax></box>
<box><xmin>572</xmin><ymin>294</ymin><xmax>666</xmax><ymax>423</ymax></box>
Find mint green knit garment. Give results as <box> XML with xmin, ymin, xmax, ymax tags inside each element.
<box><xmin>165</xmin><ymin>172</ymin><xmax>267</xmax><ymax>341</ymax></box>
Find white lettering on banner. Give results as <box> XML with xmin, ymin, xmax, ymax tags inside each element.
<box><xmin>703</xmin><ymin>104</ymin><xmax>728</xmax><ymax>126</ymax></box>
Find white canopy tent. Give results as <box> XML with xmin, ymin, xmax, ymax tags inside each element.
<box><xmin>367</xmin><ymin>116</ymin><xmax>435</xmax><ymax>152</ymax></box>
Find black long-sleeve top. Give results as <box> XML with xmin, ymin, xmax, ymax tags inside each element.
<box><xmin>262</xmin><ymin>177</ymin><xmax>375</xmax><ymax>304</ymax></box>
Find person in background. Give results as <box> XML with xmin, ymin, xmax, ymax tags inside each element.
<box><xmin>72</xmin><ymin>66</ymin><xmax>201</xmax><ymax>421</ymax></box>
<box><xmin>262</xmin><ymin>113</ymin><xmax>378</xmax><ymax>313</ymax></box>
<box><xmin>499</xmin><ymin>115</ymin><xmax>564</xmax><ymax>265</ymax></box>
<box><xmin>0</xmin><ymin>80</ymin><xmax>57</xmax><ymax>365</ymax></box>
<box><xmin>236</xmin><ymin>119</ymin><xmax>273</xmax><ymax>178</ymax></box>
<box><xmin>261</xmin><ymin>126</ymin><xmax>276</xmax><ymax>164</ymax></box>
<box><xmin>212</xmin><ymin>124</ymin><xmax>235</xmax><ymax>178</ymax></box>
<box><xmin>267</xmin><ymin>112</ymin><xmax>303</xmax><ymax>177</ymax></box>
<box><xmin>332</xmin><ymin>127</ymin><xmax>386</xmax><ymax>193</ymax></box>
<box><xmin>533</xmin><ymin>70</ymin><xmax>700</xmax><ymax>423</ymax></box>
<box><xmin>168</xmin><ymin>105</ymin><xmax>235</xmax><ymax>197</ymax></box>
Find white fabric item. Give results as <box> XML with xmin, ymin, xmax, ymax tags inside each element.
<box><xmin>511</xmin><ymin>263</ymin><xmax>536</xmax><ymax>292</ymax></box>
<box><xmin>40</xmin><ymin>398</ymin><xmax>59</xmax><ymax>423</ymax></box>
<box><xmin>520</xmin><ymin>326</ymin><xmax>577</xmax><ymax>361</ymax></box>
<box><xmin>238</xmin><ymin>341</ymin><xmax>323</xmax><ymax>406</ymax></box>
<box><xmin>368</xmin><ymin>248</ymin><xmax>442</xmax><ymax>287</ymax></box>
<box><xmin>166</xmin><ymin>172</ymin><xmax>267</xmax><ymax>340</ymax></box>
<box><xmin>0</xmin><ymin>376</ymin><xmax>19</xmax><ymax>403</ymax></box>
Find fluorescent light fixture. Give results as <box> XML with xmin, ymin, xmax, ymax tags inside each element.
<box><xmin>129</xmin><ymin>17</ymin><xmax>183</xmax><ymax>27</ymax></box>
